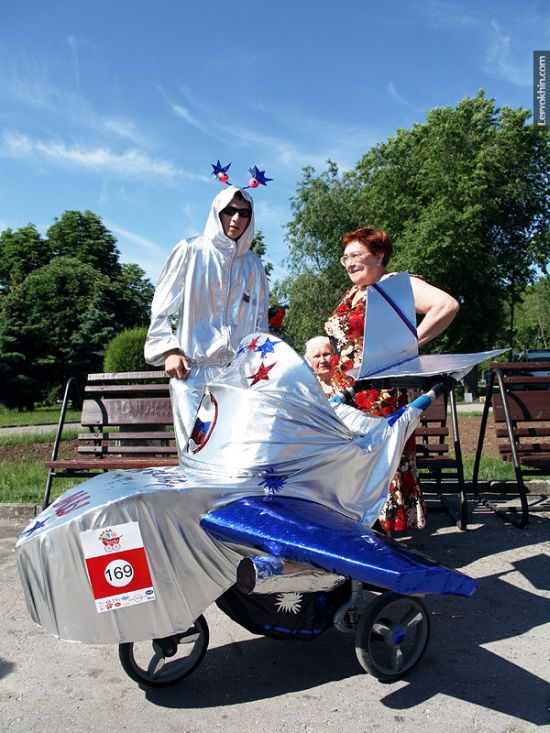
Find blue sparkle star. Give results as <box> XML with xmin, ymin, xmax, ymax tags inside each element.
<box><xmin>259</xmin><ymin>473</ymin><xmax>288</xmax><ymax>494</ymax></box>
<box><xmin>211</xmin><ymin>160</ymin><xmax>231</xmax><ymax>176</ymax></box>
<box><xmin>23</xmin><ymin>519</ymin><xmax>47</xmax><ymax>536</ymax></box>
<box><xmin>248</xmin><ymin>166</ymin><xmax>273</xmax><ymax>186</ymax></box>
<box><xmin>255</xmin><ymin>337</ymin><xmax>278</xmax><ymax>358</ymax></box>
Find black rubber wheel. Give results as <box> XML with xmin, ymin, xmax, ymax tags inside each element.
<box><xmin>118</xmin><ymin>615</ymin><xmax>209</xmax><ymax>687</ymax></box>
<box><xmin>355</xmin><ymin>592</ymin><xmax>430</xmax><ymax>681</ymax></box>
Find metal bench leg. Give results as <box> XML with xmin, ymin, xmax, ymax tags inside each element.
<box><xmin>486</xmin><ymin>370</ymin><xmax>529</xmax><ymax>527</ymax></box>
<box><xmin>475</xmin><ymin>369</ymin><xmax>529</xmax><ymax>528</ymax></box>
<box><xmin>42</xmin><ymin>377</ymin><xmax>82</xmax><ymax>509</ymax></box>
<box><xmin>449</xmin><ymin>388</ymin><xmax>468</xmax><ymax>530</ymax></box>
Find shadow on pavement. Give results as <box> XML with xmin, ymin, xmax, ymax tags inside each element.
<box><xmin>142</xmin><ymin>507</ymin><xmax>550</xmax><ymax>726</ymax></box>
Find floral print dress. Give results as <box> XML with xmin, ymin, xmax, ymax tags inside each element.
<box><xmin>325</xmin><ymin>285</ymin><xmax>426</xmax><ymax>532</ymax></box>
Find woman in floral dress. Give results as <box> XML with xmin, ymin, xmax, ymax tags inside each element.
<box><xmin>325</xmin><ymin>227</ymin><xmax>459</xmax><ymax>533</ymax></box>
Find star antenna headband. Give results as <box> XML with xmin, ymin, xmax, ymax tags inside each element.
<box><xmin>211</xmin><ymin>161</ymin><xmax>273</xmax><ymax>189</ymax></box>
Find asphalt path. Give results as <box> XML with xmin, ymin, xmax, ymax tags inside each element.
<box><xmin>1</xmin><ymin>501</ymin><xmax>549</xmax><ymax>733</ymax></box>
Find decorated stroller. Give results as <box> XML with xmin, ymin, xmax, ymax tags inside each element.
<box><xmin>16</xmin><ymin>275</ymin><xmax>503</xmax><ymax>687</ymax></box>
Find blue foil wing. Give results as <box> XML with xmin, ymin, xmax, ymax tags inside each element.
<box><xmin>201</xmin><ymin>496</ymin><xmax>477</xmax><ymax>598</ymax></box>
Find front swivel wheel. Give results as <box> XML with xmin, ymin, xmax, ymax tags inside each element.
<box><xmin>355</xmin><ymin>592</ymin><xmax>430</xmax><ymax>681</ymax></box>
<box><xmin>119</xmin><ymin>615</ymin><xmax>209</xmax><ymax>687</ymax></box>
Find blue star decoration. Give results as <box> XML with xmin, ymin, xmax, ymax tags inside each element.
<box><xmin>255</xmin><ymin>337</ymin><xmax>279</xmax><ymax>359</ymax></box>
<box><xmin>259</xmin><ymin>470</ymin><xmax>289</xmax><ymax>495</ymax></box>
<box><xmin>211</xmin><ymin>160</ymin><xmax>231</xmax><ymax>177</ymax></box>
<box><xmin>248</xmin><ymin>166</ymin><xmax>273</xmax><ymax>186</ymax></box>
<box><xmin>23</xmin><ymin>518</ymin><xmax>47</xmax><ymax>536</ymax></box>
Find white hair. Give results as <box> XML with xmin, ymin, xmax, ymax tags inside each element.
<box><xmin>304</xmin><ymin>336</ymin><xmax>332</xmax><ymax>363</ymax></box>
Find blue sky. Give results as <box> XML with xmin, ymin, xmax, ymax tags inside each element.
<box><xmin>1</xmin><ymin>0</ymin><xmax>548</xmax><ymax>285</ymax></box>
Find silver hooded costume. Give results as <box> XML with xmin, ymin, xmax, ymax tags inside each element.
<box><xmin>144</xmin><ymin>185</ymin><xmax>270</xmax><ymax>452</ymax></box>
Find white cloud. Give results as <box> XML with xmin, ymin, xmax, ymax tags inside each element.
<box><xmin>387</xmin><ymin>81</ymin><xmax>408</xmax><ymax>107</ymax></box>
<box><xmin>0</xmin><ymin>131</ymin><xmax>208</xmax><ymax>182</ymax></box>
<box><xmin>171</xmin><ymin>103</ymin><xmax>207</xmax><ymax>133</ymax></box>
<box><xmin>166</xmin><ymin>88</ymin><xmax>374</xmax><ymax>173</ymax></box>
<box><xmin>67</xmin><ymin>35</ymin><xmax>80</xmax><ymax>86</ymax></box>
<box><xmin>108</xmin><ymin>224</ymin><xmax>166</xmax><ymax>257</ymax></box>
<box><xmin>416</xmin><ymin>0</ymin><xmax>481</xmax><ymax>30</ymax></box>
<box><xmin>102</xmin><ymin>118</ymin><xmax>148</xmax><ymax>145</ymax></box>
<box><xmin>1</xmin><ymin>131</ymin><xmax>177</xmax><ymax>179</ymax></box>
<box><xmin>1</xmin><ymin>65</ymin><xmax>153</xmax><ymax>146</ymax></box>
<box><xmin>484</xmin><ymin>21</ymin><xmax>530</xmax><ymax>87</ymax></box>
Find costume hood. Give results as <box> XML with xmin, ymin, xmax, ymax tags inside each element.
<box><xmin>203</xmin><ymin>185</ymin><xmax>255</xmax><ymax>256</ymax></box>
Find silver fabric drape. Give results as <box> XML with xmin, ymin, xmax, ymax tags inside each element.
<box><xmin>16</xmin><ymin>335</ymin><xmax>422</xmax><ymax>645</ymax></box>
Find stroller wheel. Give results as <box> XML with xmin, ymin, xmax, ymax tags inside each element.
<box><xmin>355</xmin><ymin>592</ymin><xmax>430</xmax><ymax>682</ymax></box>
<box><xmin>118</xmin><ymin>615</ymin><xmax>209</xmax><ymax>687</ymax></box>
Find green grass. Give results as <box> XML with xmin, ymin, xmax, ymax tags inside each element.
<box><xmin>0</xmin><ymin>461</ymin><xmax>84</xmax><ymax>504</ymax></box>
<box><xmin>420</xmin><ymin>456</ymin><xmax>549</xmax><ymax>482</ymax></box>
<box><xmin>0</xmin><ymin>404</ymin><xmax>81</xmax><ymax>427</ymax></box>
<box><xmin>0</xmin><ymin>430</ymin><xmax>79</xmax><ymax>446</ymax></box>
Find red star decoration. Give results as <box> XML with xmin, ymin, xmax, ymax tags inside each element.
<box><xmin>247</xmin><ymin>337</ymin><xmax>260</xmax><ymax>351</ymax></box>
<box><xmin>247</xmin><ymin>361</ymin><xmax>277</xmax><ymax>386</ymax></box>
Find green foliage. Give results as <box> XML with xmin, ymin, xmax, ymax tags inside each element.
<box><xmin>0</xmin><ymin>257</ymin><xmax>117</xmax><ymax>406</ymax></box>
<box><xmin>513</xmin><ymin>275</ymin><xmax>550</xmax><ymax>351</ymax></box>
<box><xmin>103</xmin><ymin>327</ymin><xmax>152</xmax><ymax>373</ymax></box>
<box><xmin>272</xmin><ymin>268</ymin><xmax>344</xmax><ymax>352</ymax></box>
<box><xmin>46</xmin><ymin>210</ymin><xmax>121</xmax><ymax>279</ymax></box>
<box><xmin>250</xmin><ymin>230</ymin><xmax>273</xmax><ymax>278</ymax></box>
<box><xmin>111</xmin><ymin>263</ymin><xmax>154</xmax><ymax>326</ymax></box>
<box><xmin>0</xmin><ymin>224</ymin><xmax>52</xmax><ymax>291</ymax></box>
<box><xmin>281</xmin><ymin>92</ymin><xmax>550</xmax><ymax>353</ymax></box>
<box><xmin>0</xmin><ymin>211</ymin><xmax>155</xmax><ymax>409</ymax></box>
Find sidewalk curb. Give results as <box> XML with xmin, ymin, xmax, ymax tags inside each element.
<box><xmin>0</xmin><ymin>503</ymin><xmax>40</xmax><ymax>521</ymax></box>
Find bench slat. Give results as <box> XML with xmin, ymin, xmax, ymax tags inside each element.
<box><xmin>77</xmin><ymin>445</ymin><xmax>178</xmax><ymax>455</ymax></box>
<box><xmin>78</xmin><ymin>431</ymin><xmax>175</xmax><ymax>441</ymax></box>
<box><xmin>496</xmin><ymin>427</ymin><xmax>550</xmax><ymax>438</ymax></box>
<box><xmin>46</xmin><ymin>458</ymin><xmax>179</xmax><ymax>469</ymax></box>
<box><xmin>81</xmin><ymin>397</ymin><xmax>174</xmax><ymax>426</ymax></box>
<box><xmin>493</xmin><ymin>391</ymin><xmax>550</xmax><ymax>422</ymax></box>
<box><xmin>416</xmin><ymin>444</ymin><xmax>450</xmax><ymax>454</ymax></box>
<box><xmin>84</xmin><ymin>384</ymin><xmax>171</xmax><ymax>394</ymax></box>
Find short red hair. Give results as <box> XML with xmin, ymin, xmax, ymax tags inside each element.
<box><xmin>341</xmin><ymin>227</ymin><xmax>393</xmax><ymax>266</ymax></box>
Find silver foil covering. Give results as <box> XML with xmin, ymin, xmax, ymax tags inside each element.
<box><xmin>236</xmin><ymin>556</ymin><xmax>346</xmax><ymax>595</ymax></box>
<box><xmin>355</xmin><ymin>272</ymin><xmax>507</xmax><ymax>381</ymax></box>
<box><xmin>16</xmin><ymin>336</ymin><xmax>422</xmax><ymax>644</ymax></box>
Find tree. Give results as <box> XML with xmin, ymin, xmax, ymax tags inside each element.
<box><xmin>250</xmin><ymin>230</ymin><xmax>273</xmax><ymax>278</ymax></box>
<box><xmin>513</xmin><ymin>276</ymin><xmax>550</xmax><ymax>351</ymax></box>
<box><xmin>281</xmin><ymin>92</ymin><xmax>550</xmax><ymax>354</ymax></box>
<box><xmin>0</xmin><ymin>224</ymin><xmax>52</xmax><ymax>292</ymax></box>
<box><xmin>0</xmin><ymin>211</ymin><xmax>156</xmax><ymax>407</ymax></box>
<box><xmin>112</xmin><ymin>263</ymin><xmax>155</xmax><ymax>327</ymax></box>
<box><xmin>46</xmin><ymin>210</ymin><xmax>122</xmax><ymax>279</ymax></box>
<box><xmin>0</xmin><ymin>257</ymin><xmax>117</xmax><ymax>407</ymax></box>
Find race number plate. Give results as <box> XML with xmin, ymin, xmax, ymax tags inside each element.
<box><xmin>80</xmin><ymin>521</ymin><xmax>155</xmax><ymax>613</ymax></box>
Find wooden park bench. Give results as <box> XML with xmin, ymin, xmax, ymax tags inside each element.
<box><xmin>414</xmin><ymin>389</ymin><xmax>468</xmax><ymax>529</ymax></box>
<box><xmin>43</xmin><ymin>371</ymin><xmax>179</xmax><ymax>508</ymax></box>
<box><xmin>473</xmin><ymin>361</ymin><xmax>550</xmax><ymax>527</ymax></box>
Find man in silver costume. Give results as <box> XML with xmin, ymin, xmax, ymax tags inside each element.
<box><xmin>144</xmin><ymin>185</ymin><xmax>270</xmax><ymax>453</ymax></box>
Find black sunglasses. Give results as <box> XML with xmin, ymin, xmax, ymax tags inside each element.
<box><xmin>220</xmin><ymin>205</ymin><xmax>252</xmax><ymax>219</ymax></box>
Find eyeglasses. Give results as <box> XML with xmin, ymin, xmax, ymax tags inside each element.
<box><xmin>340</xmin><ymin>251</ymin><xmax>368</xmax><ymax>266</ymax></box>
<box><xmin>221</xmin><ymin>205</ymin><xmax>252</xmax><ymax>219</ymax></box>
